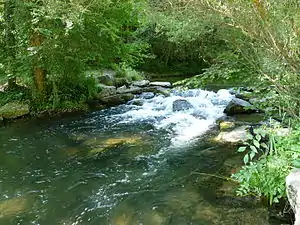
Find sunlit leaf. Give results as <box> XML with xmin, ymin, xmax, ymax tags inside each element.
<box><xmin>238</xmin><ymin>146</ymin><xmax>247</xmax><ymax>152</ymax></box>
<box><xmin>243</xmin><ymin>154</ymin><xmax>249</xmax><ymax>164</ymax></box>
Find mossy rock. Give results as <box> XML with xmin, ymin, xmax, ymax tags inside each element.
<box><xmin>219</xmin><ymin>121</ymin><xmax>236</xmax><ymax>131</ymax></box>
<box><xmin>0</xmin><ymin>102</ymin><xmax>30</xmax><ymax>119</ymax></box>
<box><xmin>86</xmin><ymin>136</ymin><xmax>142</xmax><ymax>156</ymax></box>
<box><xmin>0</xmin><ymin>197</ymin><xmax>28</xmax><ymax>218</ymax></box>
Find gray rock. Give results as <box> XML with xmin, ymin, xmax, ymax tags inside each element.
<box><xmin>286</xmin><ymin>169</ymin><xmax>300</xmax><ymax>225</ymax></box>
<box><xmin>224</xmin><ymin>98</ymin><xmax>257</xmax><ymax>115</ymax></box>
<box><xmin>173</xmin><ymin>99</ymin><xmax>194</xmax><ymax>112</ymax></box>
<box><xmin>140</xmin><ymin>92</ymin><xmax>155</xmax><ymax>99</ymax></box>
<box><xmin>92</xmin><ymin>69</ymin><xmax>116</xmax><ymax>86</ymax></box>
<box><xmin>149</xmin><ymin>82</ymin><xmax>172</xmax><ymax>88</ymax></box>
<box><xmin>128</xmin><ymin>99</ymin><xmax>144</xmax><ymax>106</ymax></box>
<box><xmin>116</xmin><ymin>85</ymin><xmax>127</xmax><ymax>94</ymax></box>
<box><xmin>191</xmin><ymin>111</ymin><xmax>207</xmax><ymax>120</ymax></box>
<box><xmin>97</xmin><ymin>84</ymin><xmax>117</xmax><ymax>98</ymax></box>
<box><xmin>99</xmin><ymin>94</ymin><xmax>134</xmax><ymax>106</ymax></box>
<box><xmin>0</xmin><ymin>102</ymin><xmax>30</xmax><ymax>119</ymax></box>
<box><xmin>117</xmin><ymin>86</ymin><xmax>143</xmax><ymax>94</ymax></box>
<box><xmin>214</xmin><ymin>126</ymin><xmax>250</xmax><ymax>144</ymax></box>
<box><xmin>132</xmin><ymin>80</ymin><xmax>150</xmax><ymax>87</ymax></box>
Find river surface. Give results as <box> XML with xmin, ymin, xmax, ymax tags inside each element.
<box><xmin>0</xmin><ymin>89</ymin><xmax>279</xmax><ymax>225</ymax></box>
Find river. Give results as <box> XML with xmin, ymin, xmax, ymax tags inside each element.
<box><xmin>0</xmin><ymin>88</ymin><xmax>281</xmax><ymax>224</ymax></box>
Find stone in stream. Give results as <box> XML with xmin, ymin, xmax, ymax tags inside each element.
<box><xmin>213</xmin><ymin>125</ymin><xmax>250</xmax><ymax>144</ymax></box>
<box><xmin>128</xmin><ymin>99</ymin><xmax>144</xmax><ymax>106</ymax></box>
<box><xmin>0</xmin><ymin>102</ymin><xmax>30</xmax><ymax>119</ymax></box>
<box><xmin>219</xmin><ymin>121</ymin><xmax>236</xmax><ymax>131</ymax></box>
<box><xmin>224</xmin><ymin>97</ymin><xmax>258</xmax><ymax>115</ymax></box>
<box><xmin>139</xmin><ymin>92</ymin><xmax>155</xmax><ymax>99</ymax></box>
<box><xmin>286</xmin><ymin>169</ymin><xmax>300</xmax><ymax>225</ymax></box>
<box><xmin>149</xmin><ymin>81</ymin><xmax>172</xmax><ymax>88</ymax></box>
<box><xmin>0</xmin><ymin>197</ymin><xmax>28</xmax><ymax>218</ymax></box>
<box><xmin>99</xmin><ymin>93</ymin><xmax>134</xmax><ymax>106</ymax></box>
<box><xmin>132</xmin><ymin>80</ymin><xmax>150</xmax><ymax>87</ymax></box>
<box><xmin>85</xmin><ymin>136</ymin><xmax>142</xmax><ymax>156</ymax></box>
<box><xmin>172</xmin><ymin>99</ymin><xmax>194</xmax><ymax>112</ymax></box>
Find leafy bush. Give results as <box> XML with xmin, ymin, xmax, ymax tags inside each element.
<box><xmin>232</xmin><ymin>123</ymin><xmax>300</xmax><ymax>204</ymax></box>
<box><xmin>116</xmin><ymin>64</ymin><xmax>144</xmax><ymax>82</ymax></box>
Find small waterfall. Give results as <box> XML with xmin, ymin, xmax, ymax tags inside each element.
<box><xmin>115</xmin><ymin>88</ymin><xmax>233</xmax><ymax>146</ymax></box>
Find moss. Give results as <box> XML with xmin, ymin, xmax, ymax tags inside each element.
<box><xmin>0</xmin><ymin>102</ymin><xmax>30</xmax><ymax>119</ymax></box>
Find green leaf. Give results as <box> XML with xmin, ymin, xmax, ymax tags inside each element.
<box><xmin>255</xmin><ymin>134</ymin><xmax>261</xmax><ymax>141</ymax></box>
<box><xmin>246</xmin><ymin>134</ymin><xmax>254</xmax><ymax>139</ymax></box>
<box><xmin>250</xmin><ymin>145</ymin><xmax>258</xmax><ymax>153</ymax></box>
<box><xmin>243</xmin><ymin>154</ymin><xmax>249</xmax><ymax>164</ymax></box>
<box><xmin>260</xmin><ymin>143</ymin><xmax>268</xmax><ymax>149</ymax></box>
<box><xmin>238</xmin><ymin>146</ymin><xmax>247</xmax><ymax>152</ymax></box>
<box><xmin>253</xmin><ymin>140</ymin><xmax>260</xmax><ymax>149</ymax></box>
<box><xmin>249</xmin><ymin>151</ymin><xmax>255</xmax><ymax>160</ymax></box>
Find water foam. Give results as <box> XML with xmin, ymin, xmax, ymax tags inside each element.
<box><xmin>115</xmin><ymin>89</ymin><xmax>233</xmax><ymax>146</ymax></box>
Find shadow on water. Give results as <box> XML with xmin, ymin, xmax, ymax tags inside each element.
<box><xmin>0</xmin><ymin>89</ymin><xmax>291</xmax><ymax>225</ymax></box>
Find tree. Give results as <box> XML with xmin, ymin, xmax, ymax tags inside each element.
<box><xmin>1</xmin><ymin>0</ymin><xmax>149</xmax><ymax>107</ymax></box>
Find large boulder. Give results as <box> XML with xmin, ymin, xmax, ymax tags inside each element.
<box><xmin>132</xmin><ymin>80</ymin><xmax>150</xmax><ymax>87</ymax></box>
<box><xmin>116</xmin><ymin>86</ymin><xmax>143</xmax><ymax>94</ymax></box>
<box><xmin>224</xmin><ymin>98</ymin><xmax>258</xmax><ymax>115</ymax></box>
<box><xmin>97</xmin><ymin>84</ymin><xmax>117</xmax><ymax>98</ymax></box>
<box><xmin>86</xmin><ymin>69</ymin><xmax>116</xmax><ymax>86</ymax></box>
<box><xmin>286</xmin><ymin>169</ymin><xmax>300</xmax><ymax>225</ymax></box>
<box><xmin>173</xmin><ymin>99</ymin><xmax>194</xmax><ymax>112</ymax></box>
<box><xmin>0</xmin><ymin>102</ymin><xmax>30</xmax><ymax>119</ymax></box>
<box><xmin>149</xmin><ymin>82</ymin><xmax>172</xmax><ymax>88</ymax></box>
<box><xmin>99</xmin><ymin>94</ymin><xmax>134</xmax><ymax>106</ymax></box>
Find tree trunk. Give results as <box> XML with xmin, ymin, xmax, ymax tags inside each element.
<box><xmin>30</xmin><ymin>31</ymin><xmax>46</xmax><ymax>98</ymax></box>
<box><xmin>4</xmin><ymin>0</ymin><xmax>16</xmax><ymax>76</ymax></box>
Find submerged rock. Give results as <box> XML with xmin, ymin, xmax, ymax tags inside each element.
<box><xmin>224</xmin><ymin>98</ymin><xmax>258</xmax><ymax>115</ymax></box>
<box><xmin>85</xmin><ymin>136</ymin><xmax>142</xmax><ymax>156</ymax></box>
<box><xmin>128</xmin><ymin>99</ymin><xmax>144</xmax><ymax>106</ymax></box>
<box><xmin>149</xmin><ymin>82</ymin><xmax>172</xmax><ymax>88</ymax></box>
<box><xmin>139</xmin><ymin>92</ymin><xmax>155</xmax><ymax>99</ymax></box>
<box><xmin>286</xmin><ymin>169</ymin><xmax>300</xmax><ymax>225</ymax></box>
<box><xmin>172</xmin><ymin>99</ymin><xmax>194</xmax><ymax>112</ymax></box>
<box><xmin>0</xmin><ymin>197</ymin><xmax>28</xmax><ymax>218</ymax></box>
<box><xmin>214</xmin><ymin>126</ymin><xmax>250</xmax><ymax>144</ymax></box>
<box><xmin>0</xmin><ymin>102</ymin><xmax>30</xmax><ymax>119</ymax></box>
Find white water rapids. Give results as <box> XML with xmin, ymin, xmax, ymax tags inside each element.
<box><xmin>115</xmin><ymin>88</ymin><xmax>233</xmax><ymax>146</ymax></box>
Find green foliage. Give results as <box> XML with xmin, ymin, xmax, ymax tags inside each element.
<box><xmin>0</xmin><ymin>0</ymin><xmax>149</xmax><ymax>110</ymax></box>
<box><xmin>116</xmin><ymin>64</ymin><xmax>144</xmax><ymax>82</ymax></box>
<box><xmin>232</xmin><ymin>123</ymin><xmax>300</xmax><ymax>204</ymax></box>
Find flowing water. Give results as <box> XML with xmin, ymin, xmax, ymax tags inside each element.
<box><xmin>0</xmin><ymin>89</ymin><xmax>278</xmax><ymax>225</ymax></box>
